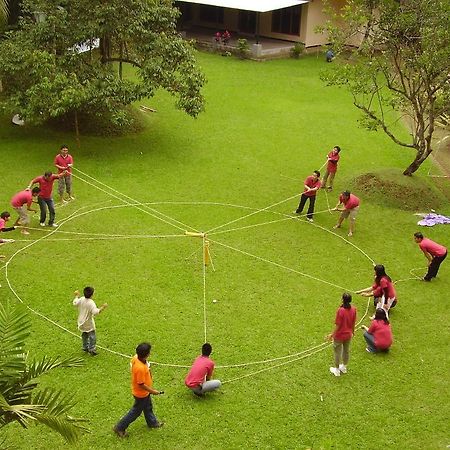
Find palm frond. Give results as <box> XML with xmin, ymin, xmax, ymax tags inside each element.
<box><xmin>0</xmin><ymin>302</ymin><xmax>30</xmax><ymax>361</ymax></box>
<box><xmin>35</xmin><ymin>414</ymin><xmax>89</xmax><ymax>444</ymax></box>
<box><xmin>0</xmin><ymin>0</ymin><xmax>9</xmax><ymax>24</ymax></box>
<box><xmin>22</xmin><ymin>355</ymin><xmax>84</xmax><ymax>383</ymax></box>
<box><xmin>0</xmin><ymin>392</ymin><xmax>45</xmax><ymax>427</ymax></box>
<box><xmin>32</xmin><ymin>388</ymin><xmax>77</xmax><ymax>417</ymax></box>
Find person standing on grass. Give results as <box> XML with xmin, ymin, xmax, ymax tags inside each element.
<box><xmin>27</xmin><ymin>170</ymin><xmax>67</xmax><ymax>227</ymax></box>
<box><xmin>356</xmin><ymin>264</ymin><xmax>397</xmax><ymax>314</ymax></box>
<box><xmin>114</xmin><ymin>342</ymin><xmax>164</xmax><ymax>438</ymax></box>
<box><xmin>361</xmin><ymin>308</ymin><xmax>393</xmax><ymax>354</ymax></box>
<box><xmin>414</xmin><ymin>232</ymin><xmax>447</xmax><ymax>281</ymax></box>
<box><xmin>10</xmin><ymin>187</ymin><xmax>40</xmax><ymax>235</ymax></box>
<box><xmin>0</xmin><ymin>211</ymin><xmax>16</xmax><ymax>257</ymax></box>
<box><xmin>333</xmin><ymin>190</ymin><xmax>360</xmax><ymax>237</ymax></box>
<box><xmin>73</xmin><ymin>287</ymin><xmax>107</xmax><ymax>356</ymax></box>
<box><xmin>294</xmin><ymin>170</ymin><xmax>321</xmax><ymax>222</ymax></box>
<box><xmin>185</xmin><ymin>343</ymin><xmax>221</xmax><ymax>396</ymax></box>
<box><xmin>321</xmin><ymin>146</ymin><xmax>341</xmax><ymax>191</ymax></box>
<box><xmin>327</xmin><ymin>292</ymin><xmax>357</xmax><ymax>377</ymax></box>
<box><xmin>54</xmin><ymin>145</ymin><xmax>74</xmax><ymax>204</ymax></box>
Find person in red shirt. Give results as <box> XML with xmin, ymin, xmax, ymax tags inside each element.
<box><xmin>356</xmin><ymin>264</ymin><xmax>397</xmax><ymax>314</ymax></box>
<box><xmin>54</xmin><ymin>145</ymin><xmax>74</xmax><ymax>204</ymax></box>
<box><xmin>414</xmin><ymin>232</ymin><xmax>447</xmax><ymax>281</ymax></box>
<box><xmin>294</xmin><ymin>170</ymin><xmax>321</xmax><ymax>222</ymax></box>
<box><xmin>10</xmin><ymin>187</ymin><xmax>40</xmax><ymax>235</ymax></box>
<box><xmin>327</xmin><ymin>292</ymin><xmax>357</xmax><ymax>377</ymax></box>
<box><xmin>27</xmin><ymin>171</ymin><xmax>67</xmax><ymax>227</ymax></box>
<box><xmin>361</xmin><ymin>308</ymin><xmax>393</xmax><ymax>353</ymax></box>
<box><xmin>333</xmin><ymin>190</ymin><xmax>360</xmax><ymax>237</ymax></box>
<box><xmin>185</xmin><ymin>343</ymin><xmax>221</xmax><ymax>396</ymax></box>
<box><xmin>321</xmin><ymin>146</ymin><xmax>341</xmax><ymax>191</ymax></box>
<box><xmin>114</xmin><ymin>343</ymin><xmax>164</xmax><ymax>438</ymax></box>
<box><xmin>0</xmin><ymin>211</ymin><xmax>17</xmax><ymax>258</ymax></box>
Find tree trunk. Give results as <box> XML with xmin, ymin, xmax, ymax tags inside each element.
<box><xmin>100</xmin><ymin>36</ymin><xmax>111</xmax><ymax>64</ymax></box>
<box><xmin>74</xmin><ymin>111</ymin><xmax>80</xmax><ymax>148</ymax></box>
<box><xmin>403</xmin><ymin>151</ymin><xmax>431</xmax><ymax>176</ymax></box>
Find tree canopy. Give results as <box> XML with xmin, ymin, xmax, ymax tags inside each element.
<box><xmin>0</xmin><ymin>0</ymin><xmax>205</xmax><ymax>132</ymax></box>
<box><xmin>320</xmin><ymin>0</ymin><xmax>450</xmax><ymax>175</ymax></box>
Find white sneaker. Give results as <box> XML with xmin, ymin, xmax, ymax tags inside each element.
<box><xmin>333</xmin><ymin>225</ymin><xmax>340</xmax><ymax>229</ymax></box>
<box><xmin>307</xmin><ymin>218</ymin><xmax>314</xmax><ymax>223</ymax></box>
<box><xmin>2</xmin><ymin>239</ymin><xmax>14</xmax><ymax>243</ymax></box>
<box><xmin>39</xmin><ymin>222</ymin><xmax>45</xmax><ymax>227</ymax></box>
<box><xmin>69</xmin><ymin>196</ymin><xmax>75</xmax><ymax>201</ymax></box>
<box><xmin>338</xmin><ymin>364</ymin><xmax>347</xmax><ymax>374</ymax></box>
<box><xmin>50</xmin><ymin>223</ymin><xmax>59</xmax><ymax>227</ymax></box>
<box><xmin>348</xmin><ymin>232</ymin><xmax>353</xmax><ymax>237</ymax></box>
<box><xmin>21</xmin><ymin>230</ymin><xmax>30</xmax><ymax>235</ymax></box>
<box><xmin>329</xmin><ymin>367</ymin><xmax>340</xmax><ymax>377</ymax></box>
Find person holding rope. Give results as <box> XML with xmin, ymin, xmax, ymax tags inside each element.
<box><xmin>321</xmin><ymin>146</ymin><xmax>341</xmax><ymax>191</ymax></box>
<box><xmin>294</xmin><ymin>170</ymin><xmax>321</xmax><ymax>222</ymax></box>
<box><xmin>0</xmin><ymin>211</ymin><xmax>16</xmax><ymax>258</ymax></box>
<box><xmin>73</xmin><ymin>287</ymin><xmax>107</xmax><ymax>356</ymax></box>
<box><xmin>114</xmin><ymin>342</ymin><xmax>164</xmax><ymax>437</ymax></box>
<box><xmin>333</xmin><ymin>190</ymin><xmax>360</xmax><ymax>237</ymax></box>
<box><xmin>27</xmin><ymin>170</ymin><xmax>67</xmax><ymax>227</ymax></box>
<box><xmin>414</xmin><ymin>232</ymin><xmax>447</xmax><ymax>281</ymax></box>
<box><xmin>356</xmin><ymin>264</ymin><xmax>397</xmax><ymax>316</ymax></box>
<box><xmin>10</xmin><ymin>186</ymin><xmax>40</xmax><ymax>235</ymax></box>
<box><xmin>327</xmin><ymin>292</ymin><xmax>357</xmax><ymax>377</ymax></box>
<box><xmin>54</xmin><ymin>144</ymin><xmax>74</xmax><ymax>204</ymax></box>
<box><xmin>185</xmin><ymin>343</ymin><xmax>221</xmax><ymax>396</ymax></box>
<box><xmin>361</xmin><ymin>308</ymin><xmax>393</xmax><ymax>353</ymax></box>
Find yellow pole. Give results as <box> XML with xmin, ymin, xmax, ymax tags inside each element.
<box><xmin>203</xmin><ymin>239</ymin><xmax>210</xmax><ymax>266</ymax></box>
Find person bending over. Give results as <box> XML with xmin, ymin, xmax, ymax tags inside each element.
<box><xmin>333</xmin><ymin>190</ymin><xmax>360</xmax><ymax>237</ymax></box>
<box><xmin>414</xmin><ymin>232</ymin><xmax>447</xmax><ymax>281</ymax></box>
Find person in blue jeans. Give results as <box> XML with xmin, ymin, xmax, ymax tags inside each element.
<box><xmin>114</xmin><ymin>343</ymin><xmax>164</xmax><ymax>438</ymax></box>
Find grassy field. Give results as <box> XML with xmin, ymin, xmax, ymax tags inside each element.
<box><xmin>1</xmin><ymin>52</ymin><xmax>449</xmax><ymax>450</ymax></box>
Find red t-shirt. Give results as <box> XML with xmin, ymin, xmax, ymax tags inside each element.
<box><xmin>372</xmin><ymin>276</ymin><xmax>397</xmax><ymax>300</ymax></box>
<box><xmin>54</xmin><ymin>154</ymin><xmax>73</xmax><ymax>174</ymax></box>
<box><xmin>326</xmin><ymin>150</ymin><xmax>340</xmax><ymax>173</ymax></box>
<box><xmin>367</xmin><ymin>320</ymin><xmax>393</xmax><ymax>350</ymax></box>
<box><xmin>334</xmin><ymin>306</ymin><xmax>357</xmax><ymax>341</ymax></box>
<box><xmin>339</xmin><ymin>193</ymin><xmax>360</xmax><ymax>210</ymax></box>
<box><xmin>0</xmin><ymin>218</ymin><xmax>5</xmax><ymax>230</ymax></box>
<box><xmin>185</xmin><ymin>355</ymin><xmax>215</xmax><ymax>388</ymax></box>
<box><xmin>32</xmin><ymin>175</ymin><xmax>58</xmax><ymax>199</ymax></box>
<box><xmin>419</xmin><ymin>238</ymin><xmax>447</xmax><ymax>257</ymax></box>
<box><xmin>303</xmin><ymin>176</ymin><xmax>321</xmax><ymax>197</ymax></box>
<box><xmin>11</xmin><ymin>190</ymin><xmax>32</xmax><ymax>208</ymax></box>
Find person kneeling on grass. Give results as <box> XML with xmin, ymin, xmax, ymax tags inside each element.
<box><xmin>356</xmin><ymin>264</ymin><xmax>397</xmax><ymax>317</ymax></box>
<box><xmin>327</xmin><ymin>293</ymin><xmax>357</xmax><ymax>377</ymax></box>
<box><xmin>0</xmin><ymin>211</ymin><xmax>17</xmax><ymax>258</ymax></box>
<box><xmin>361</xmin><ymin>308</ymin><xmax>393</xmax><ymax>353</ymax></box>
<box><xmin>185</xmin><ymin>343</ymin><xmax>221</xmax><ymax>396</ymax></box>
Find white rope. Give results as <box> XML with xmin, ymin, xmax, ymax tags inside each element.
<box><xmin>14</xmin><ymin>234</ymin><xmax>187</xmax><ymax>243</ymax></box>
<box><xmin>206</xmin><ymin>193</ymin><xmax>300</xmax><ymax>234</ymax></box>
<box><xmin>210</xmin><ymin>238</ymin><xmax>356</xmax><ymax>293</ymax></box>
<box><xmin>73</xmin><ymin>167</ymin><xmax>200</xmax><ymax>232</ymax></box>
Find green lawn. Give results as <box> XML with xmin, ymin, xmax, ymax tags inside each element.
<box><xmin>1</xmin><ymin>52</ymin><xmax>449</xmax><ymax>450</ymax></box>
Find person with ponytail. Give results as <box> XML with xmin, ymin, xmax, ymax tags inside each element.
<box><xmin>361</xmin><ymin>308</ymin><xmax>393</xmax><ymax>353</ymax></box>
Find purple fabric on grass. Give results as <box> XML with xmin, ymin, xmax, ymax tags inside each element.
<box><xmin>417</xmin><ymin>213</ymin><xmax>450</xmax><ymax>227</ymax></box>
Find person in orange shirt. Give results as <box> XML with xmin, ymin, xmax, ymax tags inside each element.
<box><xmin>113</xmin><ymin>343</ymin><xmax>164</xmax><ymax>437</ymax></box>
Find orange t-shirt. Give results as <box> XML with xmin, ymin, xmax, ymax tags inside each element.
<box><xmin>131</xmin><ymin>355</ymin><xmax>152</xmax><ymax>398</ymax></box>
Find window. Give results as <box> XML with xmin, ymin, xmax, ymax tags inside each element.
<box><xmin>199</xmin><ymin>5</ymin><xmax>224</xmax><ymax>24</ymax></box>
<box><xmin>238</xmin><ymin>11</ymin><xmax>256</xmax><ymax>34</ymax></box>
<box><xmin>271</xmin><ymin>5</ymin><xmax>301</xmax><ymax>35</ymax></box>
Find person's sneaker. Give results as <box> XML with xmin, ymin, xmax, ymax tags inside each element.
<box><xmin>69</xmin><ymin>196</ymin><xmax>75</xmax><ymax>201</ymax></box>
<box><xmin>49</xmin><ymin>223</ymin><xmax>59</xmax><ymax>227</ymax></box>
<box><xmin>329</xmin><ymin>367</ymin><xmax>340</xmax><ymax>377</ymax></box>
<box><xmin>89</xmin><ymin>350</ymin><xmax>98</xmax><ymax>356</ymax></box>
<box><xmin>348</xmin><ymin>232</ymin><xmax>353</xmax><ymax>237</ymax></box>
<box><xmin>366</xmin><ymin>347</ymin><xmax>375</xmax><ymax>353</ymax></box>
<box><xmin>39</xmin><ymin>222</ymin><xmax>45</xmax><ymax>227</ymax></box>
<box><xmin>293</xmin><ymin>210</ymin><xmax>300</xmax><ymax>214</ymax></box>
<box><xmin>21</xmin><ymin>230</ymin><xmax>30</xmax><ymax>235</ymax></box>
<box><xmin>422</xmin><ymin>277</ymin><xmax>431</xmax><ymax>282</ymax></box>
<box><xmin>333</xmin><ymin>225</ymin><xmax>340</xmax><ymax>229</ymax></box>
<box><xmin>149</xmin><ymin>422</ymin><xmax>164</xmax><ymax>429</ymax></box>
<box><xmin>113</xmin><ymin>427</ymin><xmax>128</xmax><ymax>438</ymax></box>
<box><xmin>306</xmin><ymin>218</ymin><xmax>314</xmax><ymax>223</ymax></box>
<box><xmin>338</xmin><ymin>364</ymin><xmax>347</xmax><ymax>374</ymax></box>
<box><xmin>327</xmin><ymin>186</ymin><xmax>333</xmax><ymax>191</ymax></box>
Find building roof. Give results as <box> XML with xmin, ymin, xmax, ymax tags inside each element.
<box><xmin>177</xmin><ymin>0</ymin><xmax>308</xmax><ymax>13</ymax></box>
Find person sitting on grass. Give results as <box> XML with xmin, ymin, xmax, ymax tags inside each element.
<box><xmin>10</xmin><ymin>186</ymin><xmax>40</xmax><ymax>235</ymax></box>
<box><xmin>327</xmin><ymin>293</ymin><xmax>357</xmax><ymax>377</ymax></box>
<box><xmin>356</xmin><ymin>264</ymin><xmax>397</xmax><ymax>316</ymax></box>
<box><xmin>185</xmin><ymin>343</ymin><xmax>221</xmax><ymax>396</ymax></box>
<box><xmin>0</xmin><ymin>211</ymin><xmax>16</xmax><ymax>258</ymax></box>
<box><xmin>413</xmin><ymin>232</ymin><xmax>447</xmax><ymax>282</ymax></box>
<box><xmin>361</xmin><ymin>308</ymin><xmax>393</xmax><ymax>354</ymax></box>
<box><xmin>73</xmin><ymin>287</ymin><xmax>107</xmax><ymax>356</ymax></box>
<box><xmin>333</xmin><ymin>190</ymin><xmax>360</xmax><ymax>237</ymax></box>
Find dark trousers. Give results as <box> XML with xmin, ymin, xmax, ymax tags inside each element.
<box><xmin>38</xmin><ymin>197</ymin><xmax>56</xmax><ymax>225</ymax></box>
<box><xmin>115</xmin><ymin>395</ymin><xmax>158</xmax><ymax>431</ymax></box>
<box><xmin>296</xmin><ymin>194</ymin><xmax>316</xmax><ymax>219</ymax></box>
<box><xmin>364</xmin><ymin>331</ymin><xmax>377</xmax><ymax>352</ymax></box>
<box><xmin>424</xmin><ymin>252</ymin><xmax>447</xmax><ymax>280</ymax></box>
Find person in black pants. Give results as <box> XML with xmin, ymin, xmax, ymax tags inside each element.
<box><xmin>295</xmin><ymin>170</ymin><xmax>321</xmax><ymax>222</ymax></box>
<box><xmin>414</xmin><ymin>232</ymin><xmax>447</xmax><ymax>281</ymax></box>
